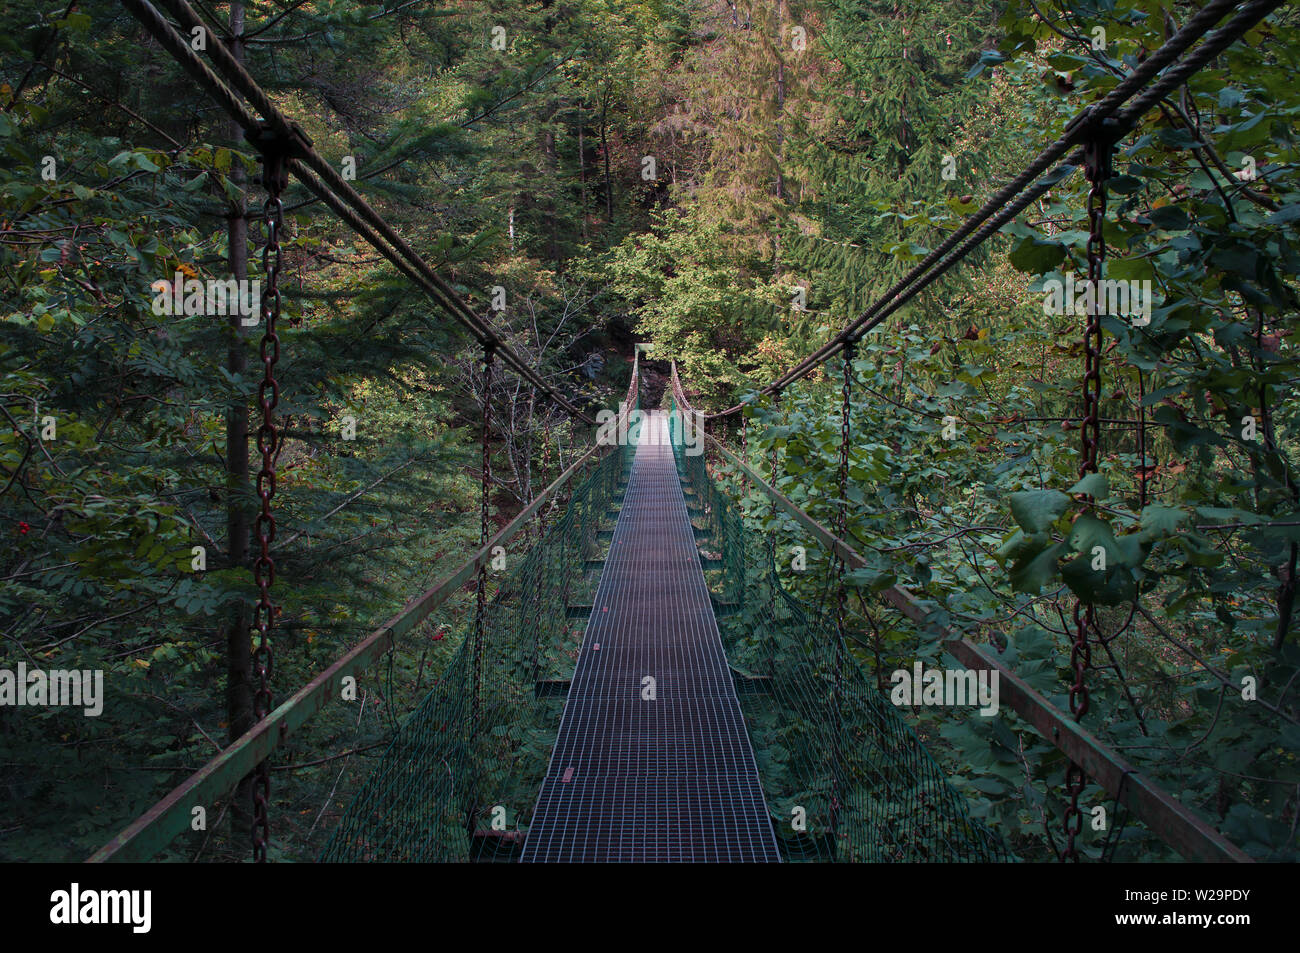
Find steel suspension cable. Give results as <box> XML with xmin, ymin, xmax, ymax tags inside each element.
<box><xmin>698</xmin><ymin>0</ymin><xmax>1284</xmax><ymax>414</ymax></box>
<box><xmin>116</xmin><ymin>0</ymin><xmax>605</xmax><ymax>861</ymax></box>
<box><xmin>766</xmin><ymin>0</ymin><xmax>1279</xmax><ymax>394</ymax></box>
<box><xmin>122</xmin><ymin>0</ymin><xmax>595</xmax><ymax>425</ymax></box>
<box><xmin>825</xmin><ymin>0</ymin><xmax>1291</xmax><ymax>385</ymax></box>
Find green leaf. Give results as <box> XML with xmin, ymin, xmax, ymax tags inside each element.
<box><xmin>1009</xmin><ymin>489</ymin><xmax>1069</xmax><ymax>533</ymax></box>
<box><xmin>995</xmin><ymin>528</ymin><xmax>1049</xmax><ymax>564</ymax></box>
<box><xmin>1141</xmin><ymin>504</ymin><xmax>1188</xmax><ymax>538</ymax></box>
<box><xmin>1067</xmin><ymin>513</ymin><xmax>1116</xmax><ymax>557</ymax></box>
<box><xmin>1218</xmin><ymin>87</ymin><xmax>1245</xmax><ymax>109</ymax></box>
<box><xmin>1060</xmin><ymin>554</ymin><xmax>1136</xmax><ymax>605</ymax></box>
<box><xmin>1009</xmin><ymin>541</ymin><xmax>1065</xmax><ymax>594</ymax></box>
<box><xmin>1068</xmin><ymin>473</ymin><xmax>1109</xmax><ymax>499</ymax></box>
<box><xmin>1266</xmin><ymin>204</ymin><xmax>1300</xmax><ymax>226</ymax></box>
<box><xmin>1194</xmin><ymin>506</ymin><xmax>1260</xmax><ymax>525</ymax></box>
<box><xmin>1114</xmin><ymin>534</ymin><xmax>1150</xmax><ymax>569</ymax></box>
<box><xmin>219</xmin><ymin>176</ymin><xmax>244</xmax><ymax>202</ymax></box>
<box><xmin>1210</xmin><ymin>242</ymin><xmax>1260</xmax><ymax>279</ymax></box>
<box><xmin>1148</xmin><ymin>205</ymin><xmax>1191</xmax><ymax>231</ymax></box>
<box><xmin>1180</xmin><ymin>533</ymin><xmax>1225</xmax><ymax>568</ymax></box>
<box><xmin>843</xmin><ymin>566</ymin><xmax>897</xmax><ymax>591</ymax></box>
<box><xmin>1009</xmin><ymin>236</ymin><xmax>1066</xmax><ymax>274</ymax></box>
<box><xmin>1108</xmin><ymin>174</ymin><xmax>1143</xmax><ymax>195</ymax></box>
<box><xmin>60</xmin><ymin>12</ymin><xmax>93</xmax><ymax>31</ymax></box>
<box><xmin>1156</xmin><ymin>126</ymin><xmax>1202</xmax><ymax>150</ymax></box>
<box><xmin>965</xmin><ymin>49</ymin><xmax>1005</xmax><ymax>78</ymax></box>
<box><xmin>1107</xmin><ymin>256</ymin><xmax>1156</xmax><ymax>282</ymax></box>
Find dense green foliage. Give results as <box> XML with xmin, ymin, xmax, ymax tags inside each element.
<box><xmin>1</xmin><ymin>0</ymin><xmax>1296</xmax><ymax>862</ymax></box>
<box><xmin>688</xmin><ymin>0</ymin><xmax>1300</xmax><ymax>859</ymax></box>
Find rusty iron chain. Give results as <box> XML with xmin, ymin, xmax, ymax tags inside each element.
<box><xmin>249</xmin><ymin>138</ymin><xmax>288</xmax><ymax>864</ymax></box>
<box><xmin>471</xmin><ymin>343</ymin><xmax>495</xmax><ymax>735</ymax></box>
<box><xmin>1064</xmin><ymin>122</ymin><xmax>1115</xmax><ymax>862</ymax></box>
<box><xmin>768</xmin><ymin>389</ymin><xmax>782</xmax><ymax>568</ymax></box>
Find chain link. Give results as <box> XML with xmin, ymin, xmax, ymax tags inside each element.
<box><xmin>768</xmin><ymin>390</ymin><xmax>782</xmax><ymax>567</ymax></box>
<box><xmin>1064</xmin><ymin>126</ymin><xmax>1113</xmax><ymax>862</ymax></box>
<box><xmin>250</xmin><ymin>158</ymin><xmax>286</xmax><ymax>864</ymax></box>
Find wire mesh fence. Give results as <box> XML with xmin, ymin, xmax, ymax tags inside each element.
<box><xmin>319</xmin><ymin>434</ymin><xmax>637</xmax><ymax>861</ymax></box>
<box><xmin>668</xmin><ymin>393</ymin><xmax>1010</xmax><ymax>861</ymax></box>
<box><xmin>321</xmin><ymin>385</ymin><xmax>1005</xmax><ymax>863</ymax></box>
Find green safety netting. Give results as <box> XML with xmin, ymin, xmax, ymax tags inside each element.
<box><xmin>320</xmin><ymin>423</ymin><xmax>639</xmax><ymax>862</ymax></box>
<box><xmin>668</xmin><ymin>394</ymin><xmax>1010</xmax><ymax>862</ymax></box>
<box><xmin>321</xmin><ymin>380</ymin><xmax>1006</xmax><ymax>863</ymax></box>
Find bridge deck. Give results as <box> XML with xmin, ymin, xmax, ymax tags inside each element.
<box><xmin>520</xmin><ymin>411</ymin><xmax>780</xmax><ymax>862</ymax></box>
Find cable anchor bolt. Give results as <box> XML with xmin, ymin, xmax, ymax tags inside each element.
<box><xmin>1082</xmin><ymin>116</ymin><xmax>1121</xmax><ymax>184</ymax></box>
<box><xmin>244</xmin><ymin>119</ymin><xmax>314</xmax><ymax>193</ymax></box>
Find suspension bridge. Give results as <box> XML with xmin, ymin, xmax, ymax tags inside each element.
<box><xmin>520</xmin><ymin>411</ymin><xmax>779</xmax><ymax>863</ymax></box>
<box><xmin>88</xmin><ymin>0</ymin><xmax>1279</xmax><ymax>863</ymax></box>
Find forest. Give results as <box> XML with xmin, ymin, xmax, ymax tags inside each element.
<box><xmin>1</xmin><ymin>0</ymin><xmax>1297</xmax><ymax>866</ymax></box>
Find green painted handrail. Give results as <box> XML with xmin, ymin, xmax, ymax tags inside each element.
<box><xmin>89</xmin><ymin>358</ymin><xmax>640</xmax><ymax>863</ymax></box>
<box><xmin>672</xmin><ymin>359</ymin><xmax>1250</xmax><ymax>863</ymax></box>
<box><xmin>703</xmin><ymin>432</ymin><xmax>1252</xmax><ymax>863</ymax></box>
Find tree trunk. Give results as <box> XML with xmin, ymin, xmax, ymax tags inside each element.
<box><xmin>545</xmin><ymin>126</ymin><xmax>560</xmax><ymax>269</ymax></box>
<box><xmin>578</xmin><ymin>104</ymin><xmax>587</xmax><ymax>241</ymax></box>
<box><xmin>1274</xmin><ymin>543</ymin><xmax>1297</xmax><ymax>650</ymax></box>
<box><xmin>601</xmin><ymin>84</ymin><xmax>613</xmax><ymax>221</ymax></box>
<box><xmin>773</xmin><ymin>0</ymin><xmax>786</xmax><ymax>278</ymax></box>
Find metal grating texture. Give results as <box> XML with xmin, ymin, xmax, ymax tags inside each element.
<box><xmin>521</xmin><ymin>411</ymin><xmax>781</xmax><ymax>862</ymax></box>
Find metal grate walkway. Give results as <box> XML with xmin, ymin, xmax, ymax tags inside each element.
<box><xmin>520</xmin><ymin>411</ymin><xmax>780</xmax><ymax>862</ymax></box>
